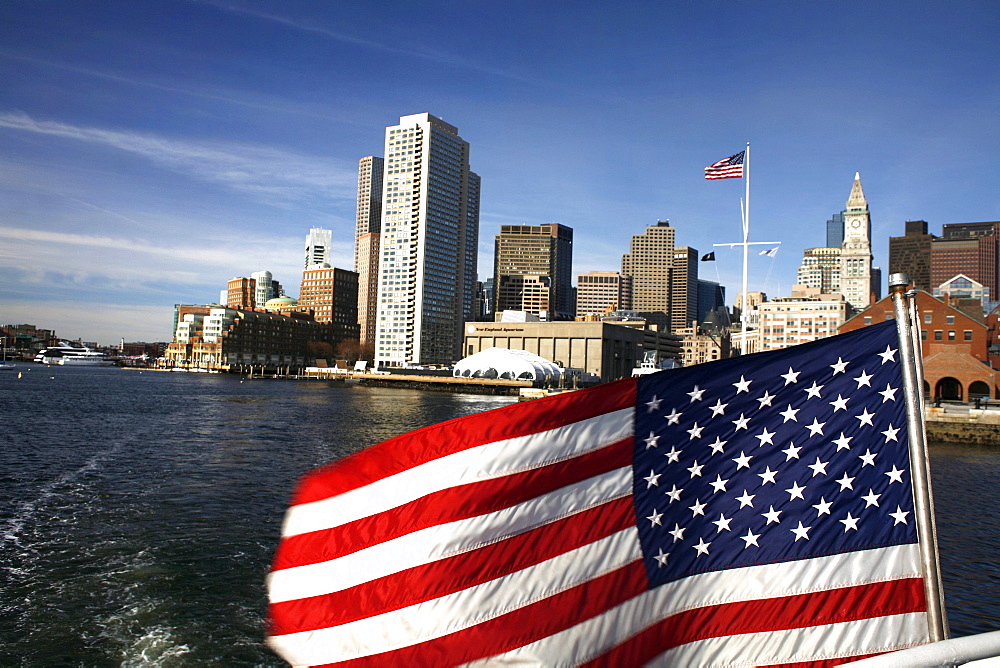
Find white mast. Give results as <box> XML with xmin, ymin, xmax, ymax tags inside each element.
<box><xmin>742</xmin><ymin>142</ymin><xmax>750</xmax><ymax>349</ymax></box>
<box><xmin>714</xmin><ymin>143</ymin><xmax>779</xmax><ymax>354</ymax></box>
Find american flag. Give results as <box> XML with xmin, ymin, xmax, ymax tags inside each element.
<box><xmin>705</xmin><ymin>150</ymin><xmax>745</xmax><ymax>179</ymax></box>
<box><xmin>266</xmin><ymin>320</ymin><xmax>930</xmax><ymax>666</ymax></box>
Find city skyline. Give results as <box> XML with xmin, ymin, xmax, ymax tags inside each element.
<box><xmin>1</xmin><ymin>2</ymin><xmax>998</xmax><ymax>344</ymax></box>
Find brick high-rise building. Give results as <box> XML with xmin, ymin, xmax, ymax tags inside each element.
<box><xmin>930</xmin><ymin>221</ymin><xmax>1000</xmax><ymax>298</ymax></box>
<box><xmin>298</xmin><ymin>266</ymin><xmax>360</xmax><ymax>348</ymax></box>
<box><xmin>355</xmin><ymin>157</ymin><xmax>384</xmax><ymax>346</ymax></box>
<box><xmin>226</xmin><ymin>277</ymin><xmax>256</xmax><ymax>310</ymax></box>
<box><xmin>888</xmin><ymin>220</ymin><xmax>935</xmax><ymax>292</ymax></box>
<box><xmin>374</xmin><ymin>113</ymin><xmax>480</xmax><ymax>367</ymax></box>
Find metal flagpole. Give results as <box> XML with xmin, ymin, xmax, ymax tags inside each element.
<box><xmin>889</xmin><ymin>273</ymin><xmax>948</xmax><ymax>642</ymax></box>
<box><xmin>741</xmin><ymin>143</ymin><xmax>750</xmax><ymax>351</ymax></box>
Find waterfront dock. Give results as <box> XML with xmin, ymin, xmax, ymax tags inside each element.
<box><xmin>301</xmin><ymin>367</ymin><xmax>533</xmax><ymax>395</ymax></box>
<box><xmin>926</xmin><ymin>402</ymin><xmax>1000</xmax><ymax>445</ymax></box>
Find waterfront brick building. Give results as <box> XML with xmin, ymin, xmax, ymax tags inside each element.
<box><xmin>840</xmin><ymin>290</ymin><xmax>996</xmax><ymax>400</ymax></box>
<box><xmin>297</xmin><ymin>265</ymin><xmax>361</xmax><ymax>348</ymax></box>
<box><xmin>166</xmin><ymin>306</ymin><xmax>328</xmax><ymax>372</ymax></box>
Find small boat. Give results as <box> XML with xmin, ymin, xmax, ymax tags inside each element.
<box><xmin>631</xmin><ymin>352</ymin><xmax>680</xmax><ymax>377</ymax></box>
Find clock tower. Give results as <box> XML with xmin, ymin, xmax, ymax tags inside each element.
<box><xmin>840</xmin><ymin>172</ymin><xmax>873</xmax><ymax>314</ymax></box>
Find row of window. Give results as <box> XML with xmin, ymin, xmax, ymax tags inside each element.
<box><xmin>922</xmin><ymin>330</ymin><xmax>974</xmax><ymax>341</ymax></box>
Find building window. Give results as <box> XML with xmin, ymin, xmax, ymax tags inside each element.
<box><xmin>946</xmin><ymin>315</ymin><xmax>955</xmax><ymax>325</ymax></box>
<box><xmin>935</xmin><ymin>330</ymin><xmax>943</xmax><ymax>341</ymax></box>
<box><xmin>948</xmin><ymin>331</ymin><xmax>956</xmax><ymax>341</ymax></box>
<box><xmin>864</xmin><ymin>316</ymin><xmax>872</xmax><ymax>325</ymax></box>
<box><xmin>921</xmin><ymin>330</ymin><xmax>927</xmax><ymax>340</ymax></box>
<box><xmin>924</xmin><ymin>313</ymin><xmax>932</xmax><ymax>324</ymax></box>
<box><xmin>964</xmin><ymin>330</ymin><xmax>973</xmax><ymax>341</ymax></box>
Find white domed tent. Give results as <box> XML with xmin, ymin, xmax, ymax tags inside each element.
<box><xmin>453</xmin><ymin>347</ymin><xmax>562</xmax><ymax>385</ymax></box>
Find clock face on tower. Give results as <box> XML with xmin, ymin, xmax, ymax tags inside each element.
<box><xmin>850</xmin><ymin>219</ymin><xmax>862</xmax><ymax>229</ymax></box>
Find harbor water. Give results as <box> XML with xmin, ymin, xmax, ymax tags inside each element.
<box><xmin>1</xmin><ymin>366</ymin><xmax>998</xmax><ymax>665</ymax></box>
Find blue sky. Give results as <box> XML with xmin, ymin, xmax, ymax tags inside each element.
<box><xmin>1</xmin><ymin>1</ymin><xmax>998</xmax><ymax>344</ymax></box>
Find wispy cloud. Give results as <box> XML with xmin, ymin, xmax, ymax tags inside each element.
<box><xmin>0</xmin><ymin>49</ymin><xmax>363</xmax><ymax>124</ymax></box>
<box><xmin>0</xmin><ymin>224</ymin><xmax>355</xmax><ymax>291</ymax></box>
<box><xmin>206</xmin><ymin>1</ymin><xmax>542</xmax><ymax>85</ymax></box>
<box><xmin>0</xmin><ymin>111</ymin><xmax>358</xmax><ymax>205</ymax></box>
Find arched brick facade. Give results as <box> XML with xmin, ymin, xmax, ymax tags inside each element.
<box><xmin>922</xmin><ymin>343</ymin><xmax>997</xmax><ymax>399</ymax></box>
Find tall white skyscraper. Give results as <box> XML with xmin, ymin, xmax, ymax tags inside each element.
<box><xmin>304</xmin><ymin>227</ymin><xmax>332</xmax><ymax>268</ymax></box>
<box><xmin>374</xmin><ymin>113</ymin><xmax>480</xmax><ymax>367</ymax></box>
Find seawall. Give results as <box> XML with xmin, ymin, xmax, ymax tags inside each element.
<box><xmin>926</xmin><ymin>407</ymin><xmax>1000</xmax><ymax>445</ymax></box>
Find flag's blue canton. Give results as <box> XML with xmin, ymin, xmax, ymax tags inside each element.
<box><xmin>633</xmin><ymin>320</ymin><xmax>918</xmax><ymax>588</ymax></box>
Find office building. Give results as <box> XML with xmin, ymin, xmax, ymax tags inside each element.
<box><xmin>839</xmin><ymin>173</ymin><xmax>874</xmax><ymax>313</ymax></box>
<box><xmin>758</xmin><ymin>288</ymin><xmax>848</xmax><ymax>352</ymax></box>
<box><xmin>227</xmin><ymin>277</ymin><xmax>256</xmax><ymax>310</ymax></box>
<box><xmin>576</xmin><ymin>271</ymin><xmax>632</xmax><ymax>318</ymax></box>
<box><xmin>305</xmin><ymin>228</ymin><xmax>333</xmax><ymax>269</ymax></box>
<box><xmin>298</xmin><ymin>265</ymin><xmax>361</xmax><ymax>347</ymax></box>
<box><xmin>374</xmin><ymin>113</ymin><xmax>480</xmax><ymax>367</ymax></box>
<box><xmin>251</xmin><ymin>270</ymin><xmax>278</xmax><ymax>307</ymax></box>
<box><xmin>621</xmin><ymin>220</ymin><xmax>676</xmax><ymax>331</ymax></box>
<box><xmin>355</xmin><ymin>157</ymin><xmax>385</xmax><ymax>345</ymax></box>
<box><xmin>797</xmin><ymin>247</ymin><xmax>842</xmax><ymax>294</ymax></box>
<box><xmin>671</xmin><ymin>246</ymin><xmax>700</xmax><ymax>331</ymax></box>
<box><xmin>493</xmin><ymin>224</ymin><xmax>573</xmax><ymax>319</ymax></box>
<box><xmin>888</xmin><ymin>220</ymin><xmax>935</xmax><ymax>292</ymax></box>
<box><xmin>676</xmin><ymin>320</ymin><xmax>732</xmax><ymax>366</ymax></box>
<box><xmin>697</xmin><ymin>280</ymin><xmax>726</xmax><ymax>324</ymax></box>
<box><xmin>826</xmin><ymin>212</ymin><xmax>845</xmax><ymax>248</ymax></box>
<box><xmin>930</xmin><ymin>221</ymin><xmax>1000</xmax><ymax>299</ymax></box>
<box><xmin>934</xmin><ymin>274</ymin><xmax>990</xmax><ymax>304</ymax></box>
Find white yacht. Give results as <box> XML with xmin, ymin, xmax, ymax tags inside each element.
<box><xmin>34</xmin><ymin>342</ymin><xmax>115</xmax><ymax>366</ymax></box>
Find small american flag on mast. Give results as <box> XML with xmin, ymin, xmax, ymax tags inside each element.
<box><xmin>705</xmin><ymin>150</ymin><xmax>745</xmax><ymax>179</ymax></box>
<box><xmin>266</xmin><ymin>320</ymin><xmax>931</xmax><ymax>666</ymax></box>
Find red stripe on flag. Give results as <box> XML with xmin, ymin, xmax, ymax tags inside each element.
<box><xmin>291</xmin><ymin>377</ymin><xmax>637</xmax><ymax>505</ymax></box>
<box><xmin>581</xmin><ymin>577</ymin><xmax>927</xmax><ymax>667</ymax></box>
<box><xmin>313</xmin><ymin>561</ymin><xmax>652</xmax><ymax>668</ymax></box>
<box><xmin>272</xmin><ymin>437</ymin><xmax>632</xmax><ymax>570</ymax></box>
<box><xmin>268</xmin><ymin>496</ymin><xmax>636</xmax><ymax>636</ymax></box>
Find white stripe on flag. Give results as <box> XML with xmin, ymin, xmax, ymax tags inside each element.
<box><xmin>650</xmin><ymin>613</ymin><xmax>929</xmax><ymax>666</ymax></box>
<box><xmin>463</xmin><ymin>543</ymin><xmax>922</xmax><ymax>666</ymax></box>
<box><xmin>266</xmin><ymin>527</ymin><xmax>643</xmax><ymax>666</ymax></box>
<box><xmin>281</xmin><ymin>407</ymin><xmax>634</xmax><ymax>537</ymax></box>
<box><xmin>268</xmin><ymin>466</ymin><xmax>633</xmax><ymax>603</ymax></box>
